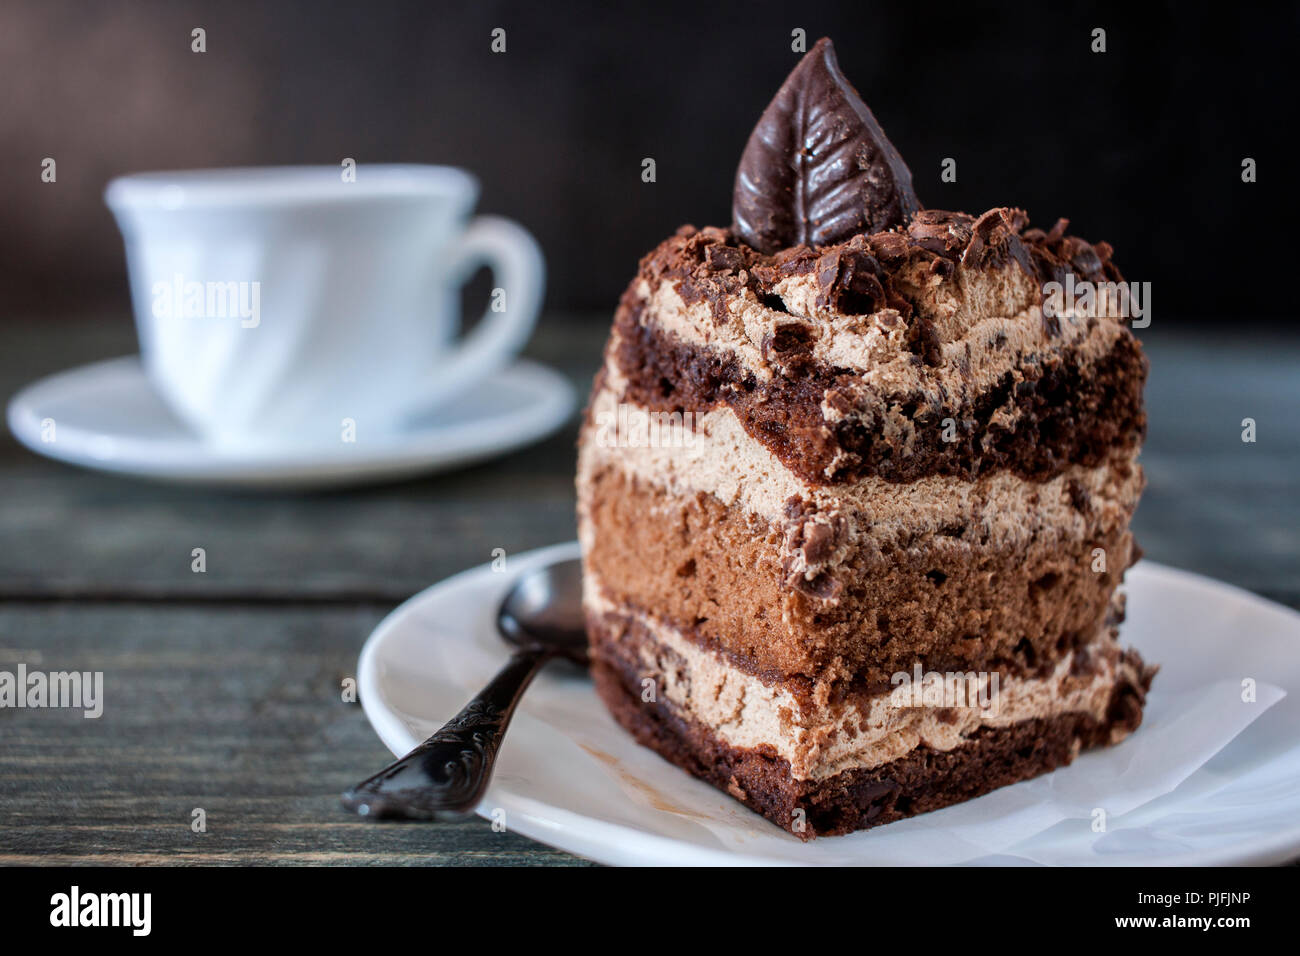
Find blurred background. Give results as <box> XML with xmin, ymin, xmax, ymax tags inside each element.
<box><xmin>1</xmin><ymin>0</ymin><xmax>1295</xmax><ymax>322</ymax></box>
<box><xmin>1</xmin><ymin>0</ymin><xmax>1296</xmax><ymax>867</ymax></box>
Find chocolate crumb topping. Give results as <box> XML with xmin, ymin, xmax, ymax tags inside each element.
<box><xmin>908</xmin><ymin>209</ymin><xmax>973</xmax><ymax>258</ymax></box>
<box><xmin>732</xmin><ymin>37</ymin><xmax>920</xmax><ymax>253</ymax></box>
<box><xmin>634</xmin><ymin>208</ymin><xmax>1123</xmax><ymax>346</ymax></box>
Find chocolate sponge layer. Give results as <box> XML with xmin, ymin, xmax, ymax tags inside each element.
<box><xmin>590</xmin><ymin>623</ymin><xmax>1152</xmax><ymax>839</ymax></box>
<box><xmin>580</xmin><ymin>458</ymin><xmax>1138</xmax><ymax>687</ymax></box>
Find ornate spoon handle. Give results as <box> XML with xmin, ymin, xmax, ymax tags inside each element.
<box><xmin>342</xmin><ymin>646</ymin><xmax>551</xmax><ymax>821</ymax></box>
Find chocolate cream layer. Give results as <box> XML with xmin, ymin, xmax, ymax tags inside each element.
<box><xmin>585</xmin><ymin>573</ymin><xmax>1152</xmax><ymax>785</ymax></box>
<box><xmin>607</xmin><ymin>209</ymin><xmax>1146</xmax><ymax>487</ymax></box>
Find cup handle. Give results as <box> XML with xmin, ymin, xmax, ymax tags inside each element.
<box><xmin>402</xmin><ymin>215</ymin><xmax>545</xmax><ymax>416</ymax></box>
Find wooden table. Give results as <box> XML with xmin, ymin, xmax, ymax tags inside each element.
<box><xmin>1</xmin><ymin>313</ymin><xmax>1296</xmax><ymax>865</ymax></box>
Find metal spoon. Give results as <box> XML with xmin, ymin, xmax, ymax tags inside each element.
<box><xmin>341</xmin><ymin>558</ymin><xmax>587</xmax><ymax>821</ymax></box>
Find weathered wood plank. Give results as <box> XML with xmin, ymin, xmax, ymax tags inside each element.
<box><xmin>0</xmin><ymin>602</ymin><xmax>592</xmax><ymax>865</ymax></box>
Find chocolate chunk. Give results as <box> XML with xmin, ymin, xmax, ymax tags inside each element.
<box><xmin>840</xmin><ymin>269</ymin><xmax>886</xmax><ymax>314</ymax></box>
<box><xmin>769</xmin><ymin>322</ymin><xmax>816</xmax><ymax>352</ymax></box>
<box><xmin>929</xmin><ymin>257</ymin><xmax>955</xmax><ymax>279</ymax></box>
<box><xmin>868</xmin><ymin>231</ymin><xmax>911</xmax><ymax>263</ymax></box>
<box><xmin>907</xmin><ymin>209</ymin><xmax>974</xmax><ymax>258</ymax></box>
<box><xmin>814</xmin><ymin>246</ymin><xmax>886</xmax><ymax>314</ymax></box>
<box><xmin>885</xmin><ymin>289</ymin><xmax>914</xmax><ymax>320</ymax></box>
<box><xmin>763</xmin><ymin>321</ymin><xmax>817</xmax><ymax>370</ymax></box>
<box><xmin>1063</xmin><ymin>238</ymin><xmax>1103</xmax><ymax>279</ymax></box>
<box><xmin>908</xmin><ymin>314</ymin><xmax>943</xmax><ymax>366</ymax></box>
<box><xmin>815</xmin><ymin>249</ymin><xmax>842</xmax><ymax>296</ymax></box>
<box><xmin>801</xmin><ymin>520</ymin><xmax>838</xmax><ymax>564</ymax></box>
<box><xmin>732</xmin><ymin>38</ymin><xmax>921</xmax><ymax>253</ymax></box>
<box><xmin>962</xmin><ymin>207</ymin><xmax>1035</xmax><ymax>280</ymax></box>
<box><xmin>1017</xmin><ymin>216</ymin><xmax>1124</xmax><ymax>289</ymax></box>
<box><xmin>780</xmin><ymin>509</ymin><xmax>849</xmax><ymax>596</ymax></box>
<box><xmin>704</xmin><ymin>244</ymin><xmax>745</xmax><ymax>273</ymax></box>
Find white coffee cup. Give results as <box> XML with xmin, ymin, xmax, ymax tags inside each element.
<box><xmin>104</xmin><ymin>164</ymin><xmax>544</xmax><ymax>448</ymax></box>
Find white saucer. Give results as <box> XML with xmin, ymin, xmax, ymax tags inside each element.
<box><xmin>358</xmin><ymin>542</ymin><xmax>1300</xmax><ymax>866</ymax></box>
<box><xmin>6</xmin><ymin>356</ymin><xmax>574</xmax><ymax>488</ymax></box>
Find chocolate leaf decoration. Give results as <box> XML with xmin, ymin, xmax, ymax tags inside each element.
<box><xmin>732</xmin><ymin>37</ymin><xmax>921</xmax><ymax>253</ymax></box>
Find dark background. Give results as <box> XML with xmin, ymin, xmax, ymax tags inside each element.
<box><xmin>1</xmin><ymin>0</ymin><xmax>1294</xmax><ymax>321</ymax></box>
<box><xmin>1</xmin><ymin>0</ymin><xmax>1298</xmax><ymax>869</ymax></box>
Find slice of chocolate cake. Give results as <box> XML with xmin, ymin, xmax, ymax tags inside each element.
<box><xmin>577</xmin><ymin>37</ymin><xmax>1156</xmax><ymax>839</ymax></box>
